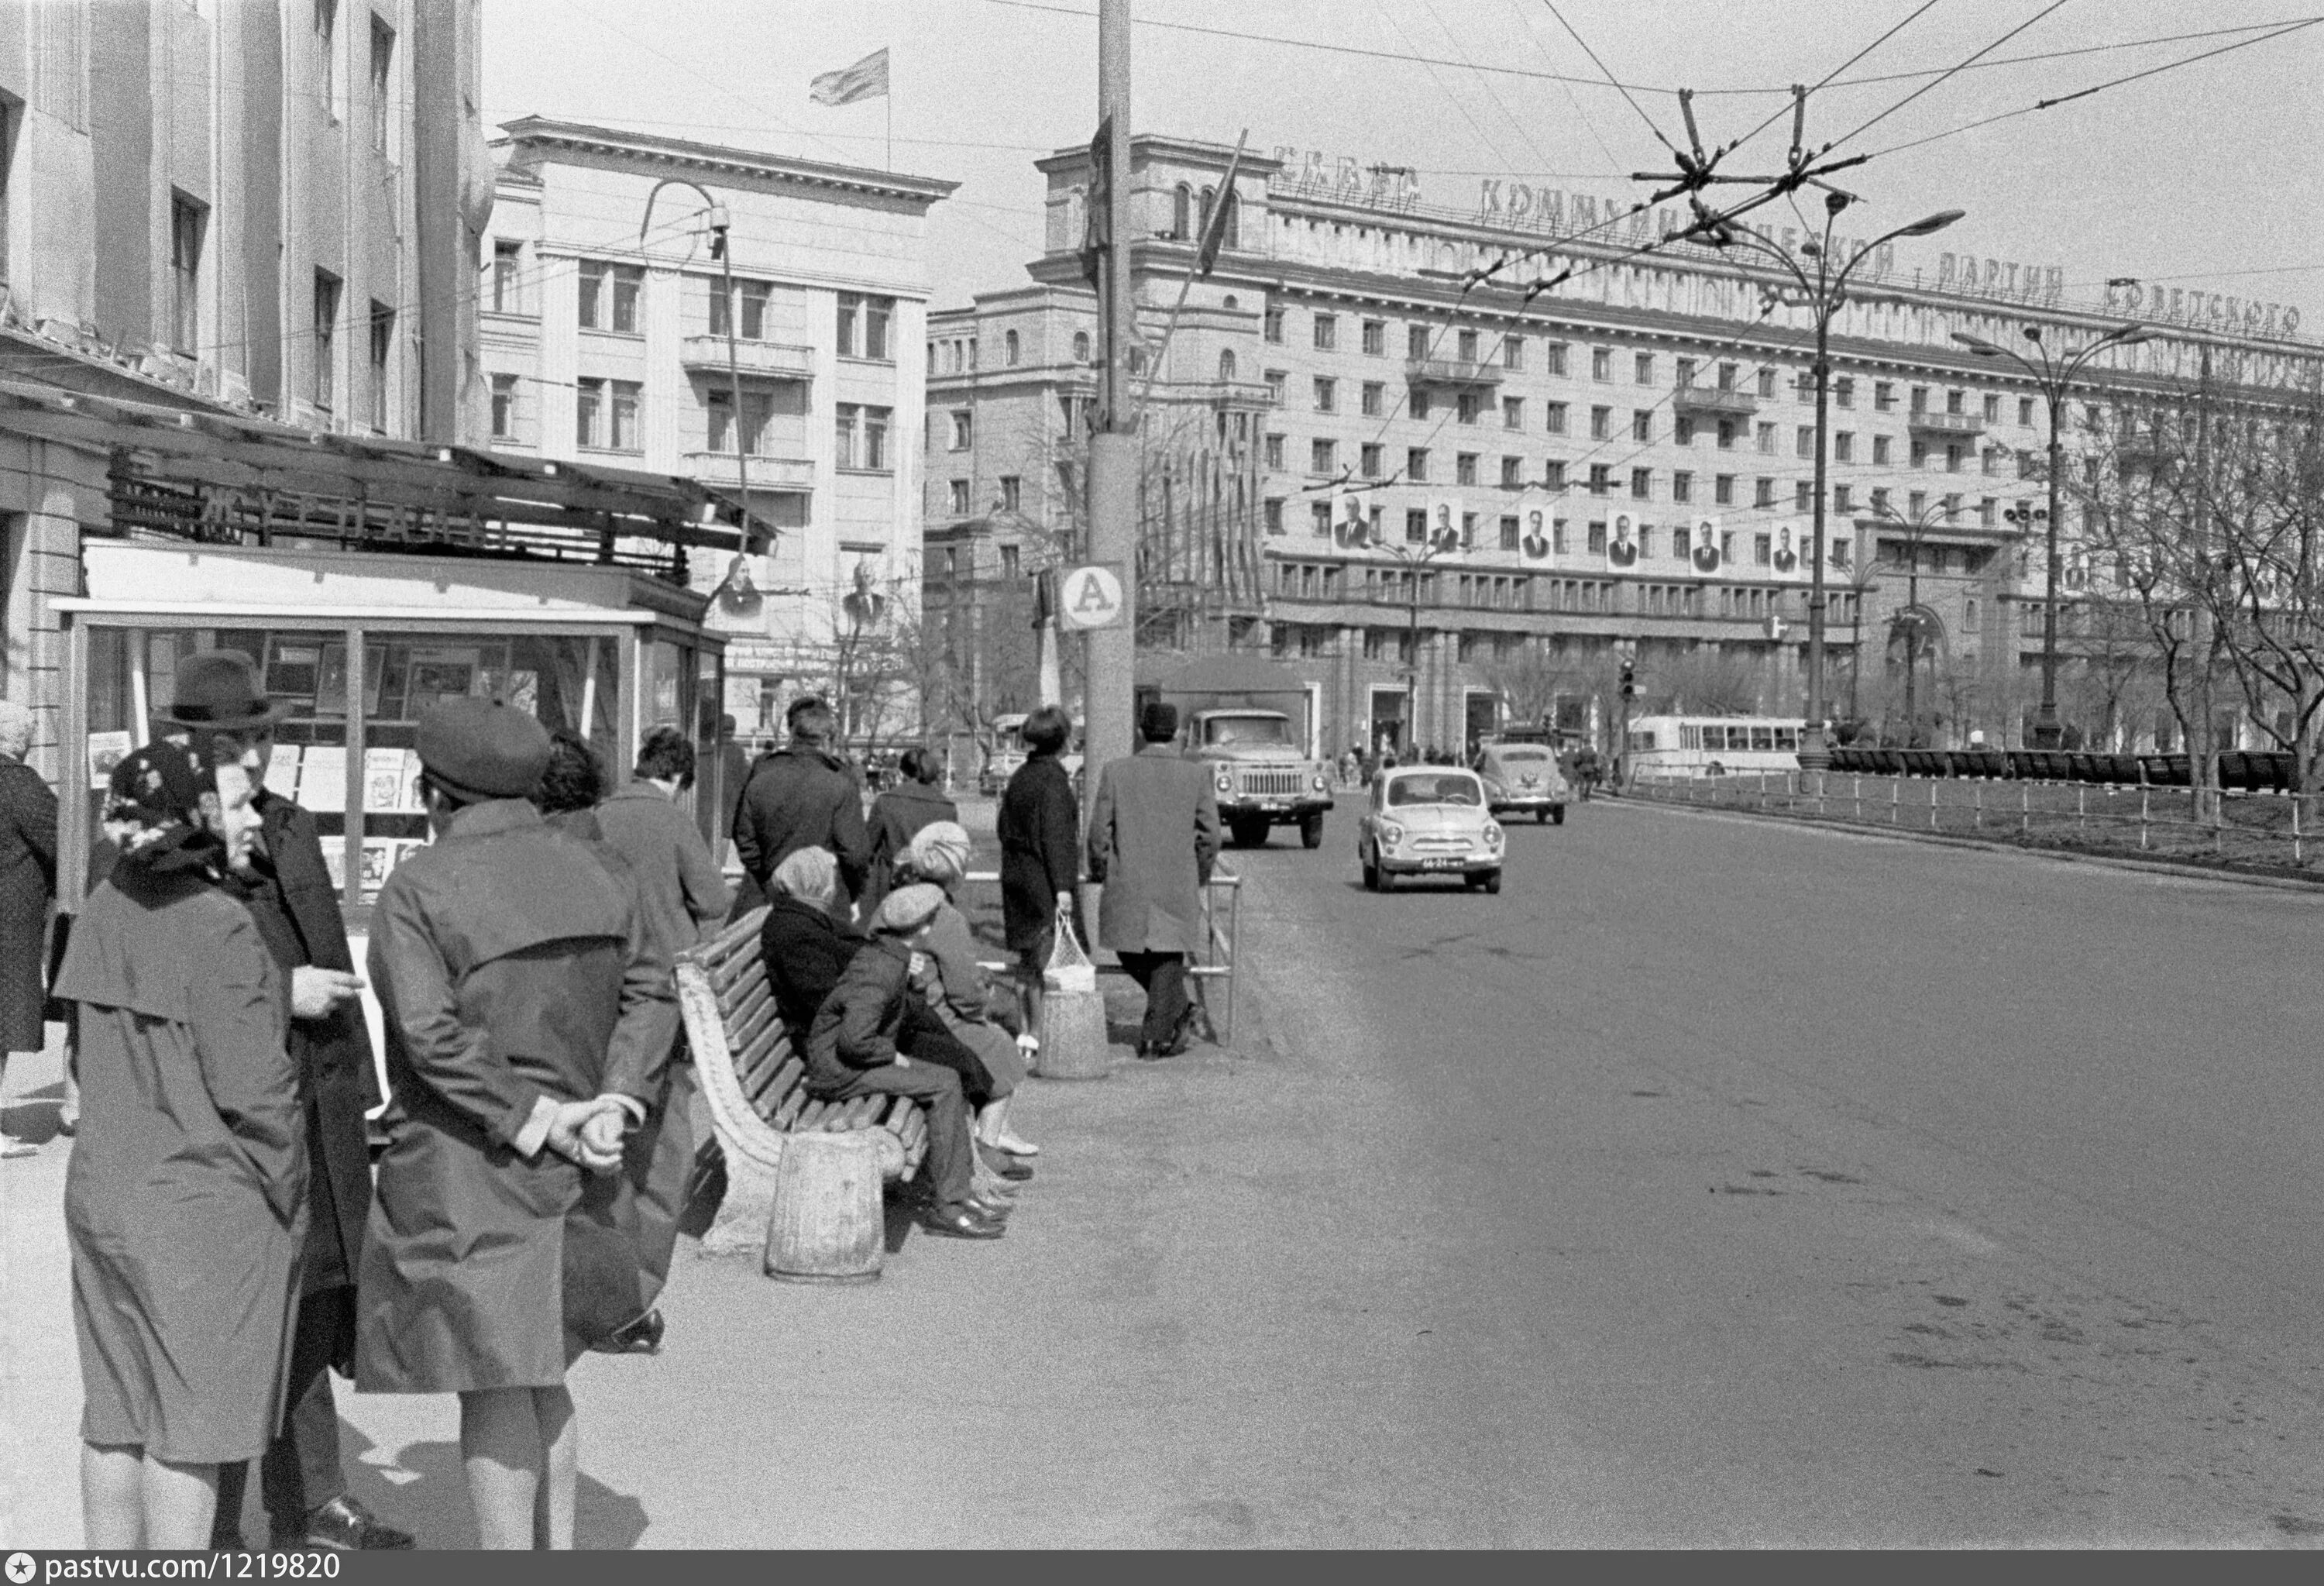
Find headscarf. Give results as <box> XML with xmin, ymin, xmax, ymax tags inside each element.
<box><xmin>770</xmin><ymin>845</ymin><xmax>839</xmax><ymax>908</ymax></box>
<box><xmin>102</xmin><ymin>738</ymin><xmax>226</xmax><ymax>878</ymax></box>
<box><xmin>899</xmin><ymin>821</ymin><xmax>971</xmax><ymax>887</ymax></box>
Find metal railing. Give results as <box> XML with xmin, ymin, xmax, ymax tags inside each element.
<box><xmin>961</xmin><ymin>869</ymin><xmax>1246</xmax><ymax>1043</ymax></box>
<box><xmin>1632</xmin><ymin>770</ymin><xmax>2324</xmax><ymax>873</ymax></box>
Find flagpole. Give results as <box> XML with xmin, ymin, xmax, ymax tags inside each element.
<box><xmin>885</xmin><ymin>69</ymin><xmax>892</xmax><ymax>170</ymax></box>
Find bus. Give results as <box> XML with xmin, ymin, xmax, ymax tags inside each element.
<box><xmin>1624</xmin><ymin>714</ymin><xmax>1804</xmax><ymax>779</ymax></box>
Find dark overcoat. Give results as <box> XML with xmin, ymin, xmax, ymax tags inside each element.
<box><xmin>859</xmin><ymin>782</ymin><xmax>957</xmax><ymax>924</ymax></box>
<box><xmin>356</xmin><ymin>799</ymin><xmax>676</xmax><ymax>1394</ymax></box>
<box><xmin>0</xmin><ymin>757</ymin><xmax>57</xmax><ymax>1052</ymax></box>
<box><xmin>1088</xmin><ymin>745</ymin><xmax>1222</xmax><ymax>955</ymax></box>
<box><xmin>997</xmin><ymin>755</ymin><xmax>1080</xmax><ymax>955</ymax></box>
<box><xmin>731</xmin><ymin>746</ymin><xmax>870</xmax><ymax>900</ymax></box>
<box><xmin>56</xmin><ymin>868</ymin><xmax>304</xmax><ymax>1462</ymax></box>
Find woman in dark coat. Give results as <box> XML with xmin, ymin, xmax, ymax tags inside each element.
<box><xmin>858</xmin><ymin>745</ymin><xmax>957</xmax><ymax>926</ymax></box>
<box><xmin>996</xmin><ymin>706</ymin><xmax>1082</xmax><ymax>1029</ymax></box>
<box><xmin>55</xmin><ymin>740</ymin><xmax>304</xmax><ymax>1549</ymax></box>
<box><xmin>0</xmin><ymin>700</ymin><xmax>57</xmax><ymax>1158</ymax></box>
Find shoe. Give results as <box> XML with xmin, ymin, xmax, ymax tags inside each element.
<box><xmin>920</xmin><ymin>1203</ymin><xmax>1006</xmax><ymax>1240</ymax></box>
<box><xmin>0</xmin><ymin>1140</ymin><xmax>36</xmax><ymax>1159</ymax></box>
<box><xmin>992</xmin><ymin>1134</ymin><xmax>1040</xmax><ymax>1157</ymax></box>
<box><xmin>289</xmin><ymin>1496</ymin><xmax>415</xmax><ymax>1551</ymax></box>
<box><xmin>588</xmin><ymin>1308</ymin><xmax>664</xmax><ymax>1356</ymax></box>
<box><xmin>976</xmin><ymin>1144</ymin><xmax>1033</xmax><ymax>1181</ymax></box>
<box><xmin>966</xmin><ymin>1192</ymin><xmax>1015</xmax><ymax>1219</ymax></box>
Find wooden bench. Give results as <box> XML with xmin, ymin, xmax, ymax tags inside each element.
<box><xmin>675</xmin><ymin>906</ymin><xmax>930</xmax><ymax>1257</ymax></box>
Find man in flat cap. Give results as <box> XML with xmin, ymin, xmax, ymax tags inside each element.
<box><xmin>142</xmin><ymin>652</ymin><xmax>411</xmax><ymax>1553</ymax></box>
<box><xmin>1088</xmin><ymin>701</ymin><xmax>1220</xmax><ymax>1058</ymax></box>
<box><xmin>356</xmin><ymin>698</ymin><xmax>676</xmax><ymax>1550</ymax></box>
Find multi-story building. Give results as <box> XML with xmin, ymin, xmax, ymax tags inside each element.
<box><xmin>927</xmin><ymin>133</ymin><xmax>2319</xmax><ymax>757</ymax></box>
<box><xmin>1</xmin><ymin>0</ymin><xmax>486</xmax><ymax>769</ymax></box>
<box><xmin>477</xmin><ymin>119</ymin><xmax>955</xmax><ymax>742</ymax></box>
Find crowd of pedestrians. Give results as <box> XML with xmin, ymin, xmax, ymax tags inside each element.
<box><xmin>14</xmin><ymin>662</ymin><xmax>1218</xmax><ymax>1551</ymax></box>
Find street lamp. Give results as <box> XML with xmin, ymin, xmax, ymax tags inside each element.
<box><xmin>641</xmin><ymin>179</ymin><xmax>753</xmax><ymax>545</ymax></box>
<box><xmin>1951</xmin><ymin>322</ymin><xmax>2150</xmax><ymax>746</ymax></box>
<box><xmin>1710</xmin><ymin>198</ymin><xmax>1964</xmax><ymax>770</ymax></box>
<box><xmin>1872</xmin><ymin>495</ymin><xmax>1951</xmax><ymax>748</ymax></box>
<box><xmin>1367</xmin><ymin>519</ymin><xmax>1459</xmax><ymax>758</ymax></box>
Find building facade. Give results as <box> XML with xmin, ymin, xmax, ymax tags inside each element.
<box><xmin>927</xmin><ymin>133</ymin><xmax>2320</xmax><ymax>759</ymax></box>
<box><xmin>477</xmin><ymin>119</ymin><xmax>955</xmax><ymax>743</ymax></box>
<box><xmin>1</xmin><ymin>0</ymin><xmax>486</xmax><ymax>771</ymax></box>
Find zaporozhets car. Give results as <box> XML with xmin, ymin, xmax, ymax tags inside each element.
<box><xmin>1358</xmin><ymin>767</ymin><xmax>1505</xmax><ymax>893</ymax></box>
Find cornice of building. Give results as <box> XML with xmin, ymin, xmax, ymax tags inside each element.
<box><xmin>495</xmin><ymin>117</ymin><xmax>961</xmax><ymax>208</ymax></box>
<box><xmin>1035</xmin><ymin>133</ymin><xmax>1287</xmax><ymax>178</ymax></box>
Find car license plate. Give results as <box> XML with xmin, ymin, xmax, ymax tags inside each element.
<box><xmin>1418</xmin><ymin>857</ymin><xmax>1461</xmax><ymax>870</ymax></box>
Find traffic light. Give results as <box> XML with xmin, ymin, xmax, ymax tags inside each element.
<box><xmin>1619</xmin><ymin>659</ymin><xmax>1636</xmax><ymax>699</ymax></box>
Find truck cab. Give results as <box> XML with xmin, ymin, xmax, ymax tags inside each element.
<box><xmin>1190</xmin><ymin>708</ymin><xmax>1335</xmax><ymax>849</ymax></box>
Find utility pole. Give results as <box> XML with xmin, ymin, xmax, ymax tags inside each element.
<box><xmin>1082</xmin><ymin>0</ymin><xmax>1137</xmax><ymax>807</ymax></box>
<box><xmin>2190</xmin><ymin>344</ymin><xmax>2216</xmax><ymax>821</ymax></box>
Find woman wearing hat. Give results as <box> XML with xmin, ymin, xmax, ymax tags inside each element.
<box><xmin>858</xmin><ymin>745</ymin><xmax>956</xmax><ymax>926</ymax></box>
<box><xmin>53</xmin><ymin>739</ymin><xmax>305</xmax><ymax>1548</ymax></box>
<box><xmin>896</xmin><ymin>821</ymin><xmax>1038</xmax><ymax>1160</ymax></box>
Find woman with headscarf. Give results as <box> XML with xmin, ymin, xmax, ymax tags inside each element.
<box><xmin>53</xmin><ymin>739</ymin><xmax>304</xmax><ymax>1549</ymax></box>
<box><xmin>896</xmin><ymin>821</ymin><xmax>1037</xmax><ymax>1159</ymax></box>
<box><xmin>858</xmin><ymin>745</ymin><xmax>957</xmax><ymax>926</ymax></box>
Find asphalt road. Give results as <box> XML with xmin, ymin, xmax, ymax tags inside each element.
<box><xmin>7</xmin><ymin>795</ymin><xmax>2324</xmax><ymax>1546</ymax></box>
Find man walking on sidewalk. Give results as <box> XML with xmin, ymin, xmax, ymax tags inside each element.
<box><xmin>1088</xmin><ymin>702</ymin><xmax>1221</xmax><ymax>1059</ymax></box>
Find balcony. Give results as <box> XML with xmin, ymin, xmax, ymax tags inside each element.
<box><xmin>1671</xmin><ymin>383</ymin><xmax>1758</xmax><ymax>417</ymax></box>
<box><xmin>1404</xmin><ymin>357</ymin><xmax>1505</xmax><ymax>388</ymax></box>
<box><xmin>682</xmin><ymin>452</ymin><xmax>816</xmax><ymax>491</ymax></box>
<box><xmin>679</xmin><ymin>336</ymin><xmax>816</xmax><ymax>380</ymax></box>
<box><xmin>1906</xmin><ymin>408</ymin><xmax>1984</xmax><ymax>439</ymax></box>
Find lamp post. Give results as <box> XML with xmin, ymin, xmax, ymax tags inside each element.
<box><xmin>641</xmin><ymin>179</ymin><xmax>751</xmax><ymax>545</ymax></box>
<box><xmin>1367</xmin><ymin>521</ymin><xmax>1458</xmax><ymax>757</ymax></box>
<box><xmin>1710</xmin><ymin>199</ymin><xmax>1964</xmax><ymax>770</ymax></box>
<box><xmin>1951</xmin><ymin>322</ymin><xmax>2150</xmax><ymax>747</ymax></box>
<box><xmin>1872</xmin><ymin>496</ymin><xmax>1949</xmax><ymax>747</ymax></box>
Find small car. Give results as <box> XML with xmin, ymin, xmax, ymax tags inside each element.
<box><xmin>1477</xmin><ymin>742</ymin><xmax>1571</xmax><ymax>824</ymax></box>
<box><xmin>1357</xmin><ymin>766</ymin><xmax>1505</xmax><ymax>893</ymax></box>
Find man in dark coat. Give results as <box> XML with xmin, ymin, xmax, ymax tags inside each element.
<box><xmin>130</xmin><ymin>654</ymin><xmax>410</xmax><ymax>1552</ymax></box>
<box><xmin>0</xmin><ymin>700</ymin><xmax>57</xmax><ymax>1158</ymax></box>
<box><xmin>358</xmin><ymin>698</ymin><xmax>676</xmax><ymax>1550</ymax></box>
<box><xmin>997</xmin><ymin>705</ymin><xmax>1081</xmax><ymax>1025</ymax></box>
<box><xmin>1088</xmin><ymin>702</ymin><xmax>1221</xmax><ymax>1058</ymax></box>
<box><xmin>731</xmin><ymin>695</ymin><xmax>869</xmax><ymax>920</ymax></box>
<box><xmin>858</xmin><ymin>745</ymin><xmax>957</xmax><ymax>925</ymax></box>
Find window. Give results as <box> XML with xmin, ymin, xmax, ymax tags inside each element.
<box><xmin>1544</xmin><ymin>460</ymin><xmax>1566</xmax><ymax>491</ymax></box>
<box><xmin>1717</xmin><ymin>362</ymin><xmax>1738</xmax><ymax>391</ymax></box>
<box><xmin>999</xmin><ymin>545</ymin><xmax>1020</xmax><ymax>579</ymax></box>
<box><xmin>1982</xmin><ymin>446</ymin><xmax>2001</xmax><ymax>477</ymax></box>
<box><xmin>1754</xmin><ymin>478</ymin><xmax>1774</xmax><ymax>507</ymax></box>
<box><xmin>1552</xmin><ymin>518</ymin><xmax>1570</xmax><ymax>553</ymax></box>
<box><xmin>837</xmin><ymin>404</ymin><xmax>893</xmax><ymax>470</ymax></box>
<box><xmin>1982</xmin><ymin>393</ymin><xmax>2000</xmax><ymax>422</ymax></box>
<box><xmin>1264</xmin><ymin>498</ymin><xmax>1284</xmax><ymax>534</ymax></box>
<box><xmin>1671</xmin><ymin>525</ymin><xmax>1690</xmax><ymax>559</ymax></box>
<box><xmin>1872</xmin><ymin>435</ymin><xmax>1892</xmax><ymax>466</ymax></box>
<box><xmin>1751</xmin><ymin>422</ymin><xmax>1773</xmax><ymax>455</ymax></box>
<box><xmin>1910</xmin><ymin>439</ymin><xmax>1930</xmax><ymax>467</ymax></box>
<box><xmin>1407</xmin><ymin>448</ymin><xmax>1429</xmax><ymax>483</ymax></box>
<box><xmin>367</xmin><ymin>303</ymin><xmax>394</xmax><ymax>430</ymax></box>
<box><xmin>490</xmin><ymin>374</ymin><xmax>517</xmax><ymax>439</ymax></box>
<box><xmin>1502</xmin><ymin>396</ymin><xmax>1524</xmax><ymax>430</ymax></box>
<box><xmin>369</xmin><ymin>19</ymin><xmax>395</xmax><ymax>156</ymax></box>
<box><xmin>1500</xmin><ymin>455</ymin><xmax>1522</xmax><ymax>488</ymax></box>
<box><xmin>1171</xmin><ymin>184</ymin><xmax>1192</xmax><ymax>239</ymax></box>
<box><xmin>1405</xmin><ymin>509</ymin><xmax>1427</xmax><ymax>545</ymax></box>
<box><xmin>1796</xmin><ymin>425</ymin><xmax>1815</xmax><ymax>459</ymax></box>
<box><xmin>1634</xmin><ymin>353</ymin><xmax>1654</xmax><ymax>384</ymax></box>
<box><xmin>1591</xmin><ymin>348</ymin><xmax>1612</xmax><ymax>380</ymax></box>
<box><xmin>1545</xmin><ymin>401</ymin><xmax>1568</xmax><ymax>436</ymax></box>
<box><xmin>1313</xmin><ymin>313</ymin><xmax>1336</xmax><ymax>351</ymax></box>
<box><xmin>1456</xmin><ymin>393</ymin><xmax>1480</xmax><ymax>425</ymax></box>
<box><xmin>1362</xmin><ymin>381</ymin><xmax>1384</xmax><ymax>418</ymax></box>
<box><xmin>837</xmin><ymin>294</ymin><xmax>895</xmax><ymax>360</ymax></box>
<box><xmin>312</xmin><ymin>270</ymin><xmax>341</xmax><ymax>411</ymax></box>
<box><xmin>1073</xmin><ymin>330</ymin><xmax>1092</xmax><ymax>362</ymax></box>
<box><xmin>1632</xmin><ymin>411</ymin><xmax>1652</xmax><ymax>443</ymax></box>
<box><xmin>1908</xmin><ymin>490</ymin><xmax>1927</xmax><ymax>518</ymax></box>
<box><xmin>1311</xmin><ymin>501</ymin><xmax>1333</xmax><ymax>536</ymax></box>
<box><xmin>710</xmin><ymin>280</ymin><xmax>772</xmax><ymax>339</ymax></box>
<box><xmin>1794</xmin><ymin>481</ymin><xmax>1813</xmax><ymax>512</ymax></box>
<box><xmin>1362</xmin><ymin>319</ymin><xmax>1385</xmax><ymax>355</ymax></box>
<box><xmin>1265</xmin><ymin>307</ymin><xmax>1285</xmax><ymax>344</ymax></box>
<box><xmin>1313</xmin><ymin>377</ymin><xmax>1336</xmax><ymax>414</ymax></box>
<box><xmin>1504</xmin><ymin>336</ymin><xmax>1525</xmax><ymax>370</ymax></box>
<box><xmin>1500</xmin><ymin>514</ymin><xmax>1521</xmax><ymax>551</ymax></box>
<box><xmin>1754</xmin><ymin>533</ymin><xmax>1772</xmax><ymax>566</ymax></box>
<box><xmin>1833</xmin><ymin>432</ymin><xmax>1853</xmax><ymax>463</ymax></box>
<box><xmin>1630</xmin><ymin>468</ymin><xmax>1652</xmax><ymax>501</ymax></box>
<box><xmin>1360</xmin><ymin>442</ymin><xmax>1384</xmax><ymax>479</ymax></box>
<box><xmin>1834</xmin><ymin>377</ymin><xmax>1854</xmax><ymax>410</ymax></box>
<box><xmin>1943</xmin><ymin>492</ymin><xmax>1961</xmax><ymax>522</ymax></box>
<box><xmin>1673</xmin><ymin>471</ymin><xmax>1693</xmax><ymax>504</ymax></box>
<box><xmin>1676</xmin><ymin>416</ymin><xmax>1695</xmax><ymax>446</ymax></box>
<box><xmin>993</xmin><ymin>475</ymin><xmax>1019</xmax><ymax>513</ymax></box>
<box><xmin>1910</xmin><ymin>385</ymin><xmax>1930</xmax><ymax>415</ymax></box>
<box><xmin>1219</xmin><ymin>350</ymin><xmax>1236</xmax><ymax>382</ymax></box>
<box><xmin>1408</xmin><ymin>324</ymin><xmax>1430</xmax><ymax>360</ymax></box>
<box><xmin>576</xmin><ymin>377</ymin><xmax>603</xmax><ymax>448</ymax></box>
<box><xmin>1946</xmin><ymin>443</ymin><xmax>1964</xmax><ymax>473</ymax></box>
<box><xmin>1875</xmin><ymin>381</ymin><xmax>1896</xmax><ymax>411</ymax></box>
<box><xmin>315</xmin><ymin>0</ymin><xmax>342</xmax><ymax>123</ymax></box>
<box><xmin>1544</xmin><ymin>342</ymin><xmax>1569</xmax><ymax>377</ymax></box>
<box><xmin>1457</xmin><ymin>328</ymin><xmax>1480</xmax><ymax>363</ymax></box>
<box><xmin>1590</xmin><ymin>406</ymin><xmax>1611</xmax><ymax>441</ymax></box>
<box><xmin>947</xmin><ymin>480</ymin><xmax>971</xmax><ymax>515</ymax></box>
<box><xmin>1456</xmin><ymin>453</ymin><xmax>1478</xmax><ymax>487</ymax></box>
<box><xmin>1947</xmin><ymin>389</ymin><xmax>1965</xmax><ymax>415</ymax></box>
<box><xmin>1833</xmin><ymin>483</ymin><xmax>1852</xmax><ymax>513</ymax></box>
<box><xmin>1870</xmin><ymin>487</ymin><xmax>1889</xmax><ymax>514</ymax></box>
<box><xmin>1003</xmin><ymin>329</ymin><xmax>1020</xmax><ymax>366</ymax></box>
<box><xmin>491</xmin><ymin>241</ymin><xmax>521</xmax><ymax>314</ymax></box>
<box><xmin>1716</xmin><ymin>420</ymin><xmax>1735</xmax><ymax>450</ymax></box>
<box><xmin>1587</xmin><ymin>521</ymin><xmax>1607</xmax><ymax>556</ymax></box>
<box><xmin>1756</xmin><ymin>369</ymin><xmax>1777</xmax><ymax>398</ymax></box>
<box><xmin>1263</xmin><ymin>434</ymin><xmax>1284</xmax><ymax>470</ymax></box>
<box><xmin>1411</xmin><ymin>390</ymin><xmax>1430</xmax><ymax>421</ymax></box>
<box><xmin>1588</xmin><ymin>464</ymin><xmax>1611</xmax><ymax>496</ymax></box>
<box><xmin>2018</xmin><ymin>396</ymin><xmax>2035</xmax><ymax>427</ymax></box>
<box><xmin>168</xmin><ymin>194</ymin><xmax>204</xmax><ymax>353</ymax></box>
<box><xmin>1310</xmin><ymin>439</ymin><xmax>1336</xmax><ymax>476</ymax></box>
<box><xmin>1978</xmin><ymin>497</ymin><xmax>1996</xmax><ymax>528</ymax></box>
<box><xmin>1714</xmin><ymin>473</ymin><xmax>1734</xmax><ymax>505</ymax></box>
<box><xmin>948</xmin><ymin>411</ymin><xmax>972</xmax><ymax>450</ymax></box>
<box><xmin>1263</xmin><ymin>370</ymin><xmax>1287</xmax><ymax>405</ymax></box>
<box><xmin>578</xmin><ymin>262</ymin><xmax>643</xmax><ymax>332</ymax></box>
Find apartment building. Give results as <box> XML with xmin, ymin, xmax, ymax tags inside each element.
<box><xmin>0</xmin><ymin>0</ymin><xmax>486</xmax><ymax>766</ymax></box>
<box><xmin>479</xmin><ymin>119</ymin><xmax>955</xmax><ymax>738</ymax></box>
<box><xmin>930</xmin><ymin>133</ymin><xmax>2316</xmax><ymax>755</ymax></box>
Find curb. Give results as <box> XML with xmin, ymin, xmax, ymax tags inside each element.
<box><xmin>1610</xmin><ymin>794</ymin><xmax>2324</xmax><ymax>897</ymax></box>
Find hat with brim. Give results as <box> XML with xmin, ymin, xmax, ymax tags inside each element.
<box><xmin>875</xmin><ymin>882</ymin><xmax>946</xmax><ymax>934</ymax></box>
<box><xmin>158</xmin><ymin>650</ymin><xmax>290</xmax><ymax>732</ymax></box>
<box><xmin>415</xmin><ymin>697</ymin><xmax>553</xmax><ymax>803</ymax></box>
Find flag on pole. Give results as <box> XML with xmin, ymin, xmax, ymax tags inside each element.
<box><xmin>1193</xmin><ymin>135</ymin><xmax>1248</xmax><ymax>276</ymax></box>
<box><xmin>810</xmin><ymin>48</ymin><xmax>889</xmax><ymax>106</ymax></box>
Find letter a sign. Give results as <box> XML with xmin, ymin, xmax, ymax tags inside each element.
<box><xmin>1057</xmin><ymin>562</ymin><xmax>1126</xmax><ymax>631</ymax></box>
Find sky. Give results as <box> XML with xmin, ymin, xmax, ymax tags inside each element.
<box><xmin>482</xmin><ymin>0</ymin><xmax>2324</xmax><ymax>322</ymax></box>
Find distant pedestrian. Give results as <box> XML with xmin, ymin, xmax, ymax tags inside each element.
<box><xmin>535</xmin><ymin>731</ymin><xmax>608</xmax><ymax>841</ymax></box>
<box><xmin>860</xmin><ymin>745</ymin><xmax>957</xmax><ymax>924</ymax></box>
<box><xmin>0</xmin><ymin>700</ymin><xmax>57</xmax><ymax>1159</ymax></box>
<box><xmin>997</xmin><ymin>706</ymin><xmax>1081</xmax><ymax>1032</ymax></box>
<box><xmin>1088</xmin><ymin>702</ymin><xmax>1222</xmax><ymax>1059</ymax></box>
<box><xmin>1338</xmin><ymin>746</ymin><xmax>1361</xmax><ymax>788</ymax></box>
<box><xmin>731</xmin><ymin>696</ymin><xmax>869</xmax><ymax>922</ymax></box>
<box><xmin>358</xmin><ymin>700</ymin><xmax>676</xmax><ymax>1550</ymax></box>
<box><xmin>710</xmin><ymin>713</ymin><xmax>751</xmax><ymax>869</ymax></box>
<box><xmin>55</xmin><ymin>739</ymin><xmax>303</xmax><ymax>1550</ymax></box>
